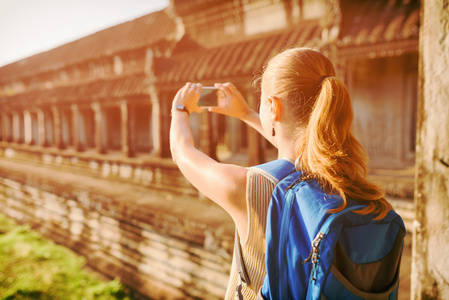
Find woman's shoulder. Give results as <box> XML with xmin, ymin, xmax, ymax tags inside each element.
<box><xmin>247</xmin><ymin>158</ymin><xmax>296</xmax><ymax>185</ymax></box>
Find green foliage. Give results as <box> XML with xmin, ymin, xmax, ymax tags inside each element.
<box><xmin>0</xmin><ymin>214</ymin><xmax>131</xmax><ymax>300</ymax></box>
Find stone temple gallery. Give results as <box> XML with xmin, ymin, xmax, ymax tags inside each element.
<box><xmin>0</xmin><ymin>0</ymin><xmax>419</xmax><ymax>299</ymax></box>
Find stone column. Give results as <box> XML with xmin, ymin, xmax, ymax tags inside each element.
<box><xmin>1</xmin><ymin>112</ymin><xmax>10</xmax><ymax>142</ymax></box>
<box><xmin>149</xmin><ymin>85</ymin><xmax>161</xmax><ymax>156</ymax></box>
<box><xmin>412</xmin><ymin>0</ymin><xmax>449</xmax><ymax>298</ymax></box>
<box><xmin>336</xmin><ymin>56</ymin><xmax>348</xmax><ymax>86</ymax></box>
<box><xmin>71</xmin><ymin>104</ymin><xmax>84</xmax><ymax>151</ymax></box>
<box><xmin>246</xmin><ymin>86</ymin><xmax>263</xmax><ymax>166</ymax></box>
<box><xmin>91</xmin><ymin>102</ymin><xmax>107</xmax><ymax>154</ymax></box>
<box><xmin>51</xmin><ymin>106</ymin><xmax>64</xmax><ymax>149</ymax></box>
<box><xmin>37</xmin><ymin>109</ymin><xmax>47</xmax><ymax>147</ymax></box>
<box><xmin>23</xmin><ymin>110</ymin><xmax>33</xmax><ymax>145</ymax></box>
<box><xmin>12</xmin><ymin>112</ymin><xmax>22</xmax><ymax>143</ymax></box>
<box><xmin>159</xmin><ymin>93</ymin><xmax>172</xmax><ymax>158</ymax></box>
<box><xmin>145</xmin><ymin>49</ymin><xmax>161</xmax><ymax>157</ymax></box>
<box><xmin>0</xmin><ymin>113</ymin><xmax>5</xmax><ymax>142</ymax></box>
<box><xmin>120</xmin><ymin>100</ymin><xmax>136</xmax><ymax>157</ymax></box>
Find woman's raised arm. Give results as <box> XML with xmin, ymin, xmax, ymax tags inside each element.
<box><xmin>169</xmin><ymin>83</ymin><xmax>249</xmax><ymax>238</ymax></box>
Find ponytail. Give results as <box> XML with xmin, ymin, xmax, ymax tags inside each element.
<box><xmin>300</xmin><ymin>77</ymin><xmax>392</xmax><ymax>220</ymax></box>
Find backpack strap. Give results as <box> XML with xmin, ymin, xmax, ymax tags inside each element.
<box><xmin>235</xmin><ymin>159</ymin><xmax>296</xmax><ymax>299</ymax></box>
<box><xmin>250</xmin><ymin>158</ymin><xmax>296</xmax><ymax>184</ymax></box>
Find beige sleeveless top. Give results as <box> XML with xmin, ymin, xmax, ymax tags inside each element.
<box><xmin>224</xmin><ymin>162</ymin><xmax>287</xmax><ymax>300</ymax></box>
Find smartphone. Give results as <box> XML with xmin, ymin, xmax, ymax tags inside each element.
<box><xmin>198</xmin><ymin>87</ymin><xmax>226</xmax><ymax>107</ymax></box>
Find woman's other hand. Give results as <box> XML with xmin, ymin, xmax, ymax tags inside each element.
<box><xmin>209</xmin><ymin>82</ymin><xmax>253</xmax><ymax>119</ymax></box>
<box><xmin>210</xmin><ymin>82</ymin><xmax>274</xmax><ymax>145</ymax></box>
<box><xmin>172</xmin><ymin>82</ymin><xmax>204</xmax><ymax>115</ymax></box>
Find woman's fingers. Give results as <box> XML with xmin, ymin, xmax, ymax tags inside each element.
<box><xmin>172</xmin><ymin>82</ymin><xmax>204</xmax><ymax>114</ymax></box>
<box><xmin>184</xmin><ymin>83</ymin><xmax>203</xmax><ymax>114</ymax></box>
<box><xmin>209</xmin><ymin>82</ymin><xmax>253</xmax><ymax>119</ymax></box>
<box><xmin>190</xmin><ymin>83</ymin><xmax>204</xmax><ymax>114</ymax></box>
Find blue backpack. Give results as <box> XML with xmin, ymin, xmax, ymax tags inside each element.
<box><xmin>255</xmin><ymin>160</ymin><xmax>405</xmax><ymax>300</ymax></box>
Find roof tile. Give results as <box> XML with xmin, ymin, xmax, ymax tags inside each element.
<box><xmin>0</xmin><ymin>73</ymin><xmax>149</xmax><ymax>107</ymax></box>
<box><xmin>155</xmin><ymin>21</ymin><xmax>321</xmax><ymax>87</ymax></box>
<box><xmin>339</xmin><ymin>0</ymin><xmax>419</xmax><ymax>47</ymax></box>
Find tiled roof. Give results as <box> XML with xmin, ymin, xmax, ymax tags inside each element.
<box><xmin>0</xmin><ymin>73</ymin><xmax>149</xmax><ymax>107</ymax></box>
<box><xmin>0</xmin><ymin>10</ymin><xmax>177</xmax><ymax>82</ymax></box>
<box><xmin>155</xmin><ymin>21</ymin><xmax>322</xmax><ymax>88</ymax></box>
<box><xmin>338</xmin><ymin>0</ymin><xmax>419</xmax><ymax>48</ymax></box>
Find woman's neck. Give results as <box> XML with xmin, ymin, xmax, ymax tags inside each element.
<box><xmin>276</xmin><ymin>134</ymin><xmax>297</xmax><ymax>161</ymax></box>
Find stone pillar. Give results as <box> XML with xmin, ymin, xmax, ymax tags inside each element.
<box><xmin>0</xmin><ymin>114</ymin><xmax>3</xmax><ymax>142</ymax></box>
<box><xmin>51</xmin><ymin>106</ymin><xmax>64</xmax><ymax>149</ymax></box>
<box><xmin>120</xmin><ymin>100</ymin><xmax>136</xmax><ymax>157</ymax></box>
<box><xmin>71</xmin><ymin>104</ymin><xmax>84</xmax><ymax>151</ymax></box>
<box><xmin>145</xmin><ymin>50</ymin><xmax>162</xmax><ymax>156</ymax></box>
<box><xmin>159</xmin><ymin>93</ymin><xmax>172</xmax><ymax>158</ymax></box>
<box><xmin>37</xmin><ymin>110</ymin><xmax>47</xmax><ymax>147</ymax></box>
<box><xmin>44</xmin><ymin>110</ymin><xmax>54</xmax><ymax>146</ymax></box>
<box><xmin>412</xmin><ymin>0</ymin><xmax>449</xmax><ymax>299</ymax></box>
<box><xmin>1</xmin><ymin>112</ymin><xmax>10</xmax><ymax>142</ymax></box>
<box><xmin>149</xmin><ymin>85</ymin><xmax>161</xmax><ymax>156</ymax></box>
<box><xmin>246</xmin><ymin>86</ymin><xmax>263</xmax><ymax>166</ymax></box>
<box><xmin>336</xmin><ymin>57</ymin><xmax>348</xmax><ymax>86</ymax></box>
<box><xmin>12</xmin><ymin>112</ymin><xmax>22</xmax><ymax>143</ymax></box>
<box><xmin>23</xmin><ymin>110</ymin><xmax>33</xmax><ymax>145</ymax></box>
<box><xmin>91</xmin><ymin>103</ymin><xmax>107</xmax><ymax>154</ymax></box>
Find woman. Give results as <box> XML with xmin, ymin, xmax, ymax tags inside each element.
<box><xmin>169</xmin><ymin>47</ymin><xmax>392</xmax><ymax>299</ymax></box>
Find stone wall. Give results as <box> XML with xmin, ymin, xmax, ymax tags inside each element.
<box><xmin>0</xmin><ymin>157</ymin><xmax>234</xmax><ymax>299</ymax></box>
<box><xmin>412</xmin><ymin>0</ymin><xmax>449</xmax><ymax>298</ymax></box>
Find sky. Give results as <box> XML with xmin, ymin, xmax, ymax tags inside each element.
<box><xmin>0</xmin><ymin>0</ymin><xmax>170</xmax><ymax>67</ymax></box>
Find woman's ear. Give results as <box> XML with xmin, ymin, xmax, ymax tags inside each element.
<box><xmin>268</xmin><ymin>96</ymin><xmax>283</xmax><ymax>121</ymax></box>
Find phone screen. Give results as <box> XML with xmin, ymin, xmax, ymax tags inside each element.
<box><xmin>198</xmin><ymin>87</ymin><xmax>225</xmax><ymax>107</ymax></box>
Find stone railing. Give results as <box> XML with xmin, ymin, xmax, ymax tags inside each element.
<box><xmin>0</xmin><ymin>143</ymin><xmax>198</xmax><ymax>196</ymax></box>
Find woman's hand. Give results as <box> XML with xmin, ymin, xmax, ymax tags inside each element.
<box><xmin>210</xmin><ymin>82</ymin><xmax>277</xmax><ymax>147</ymax></box>
<box><xmin>172</xmin><ymin>82</ymin><xmax>204</xmax><ymax>115</ymax></box>
<box><xmin>209</xmin><ymin>82</ymin><xmax>254</xmax><ymax>120</ymax></box>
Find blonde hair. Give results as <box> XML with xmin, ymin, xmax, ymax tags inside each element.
<box><xmin>262</xmin><ymin>48</ymin><xmax>392</xmax><ymax>220</ymax></box>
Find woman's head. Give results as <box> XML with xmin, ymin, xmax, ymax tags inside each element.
<box><xmin>260</xmin><ymin>47</ymin><xmax>392</xmax><ymax>219</ymax></box>
<box><xmin>261</xmin><ymin>48</ymin><xmax>339</xmax><ymax>129</ymax></box>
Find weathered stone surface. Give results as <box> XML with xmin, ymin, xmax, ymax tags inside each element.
<box><xmin>413</xmin><ymin>0</ymin><xmax>449</xmax><ymax>298</ymax></box>
<box><xmin>0</xmin><ymin>158</ymin><xmax>234</xmax><ymax>299</ymax></box>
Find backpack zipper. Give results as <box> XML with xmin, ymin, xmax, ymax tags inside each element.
<box><xmin>285</xmin><ymin>174</ymin><xmax>314</xmax><ymax>191</ymax></box>
<box><xmin>303</xmin><ymin>232</ymin><xmax>325</xmax><ymax>283</ymax></box>
<box><xmin>279</xmin><ymin>174</ymin><xmax>316</xmax><ymax>298</ymax></box>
